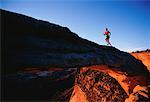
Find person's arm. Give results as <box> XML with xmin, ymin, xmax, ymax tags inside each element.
<box><xmin>109</xmin><ymin>31</ymin><xmax>111</xmax><ymax>35</ymax></box>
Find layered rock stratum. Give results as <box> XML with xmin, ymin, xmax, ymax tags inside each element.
<box><xmin>1</xmin><ymin>9</ymin><xmax>149</xmax><ymax>102</ymax></box>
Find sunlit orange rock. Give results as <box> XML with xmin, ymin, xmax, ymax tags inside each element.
<box><xmin>70</xmin><ymin>65</ymin><xmax>149</xmax><ymax>102</ymax></box>
<box><xmin>131</xmin><ymin>51</ymin><xmax>150</xmax><ymax>72</ymax></box>
<box><xmin>70</xmin><ymin>85</ymin><xmax>88</xmax><ymax>102</ymax></box>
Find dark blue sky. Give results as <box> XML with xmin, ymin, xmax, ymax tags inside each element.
<box><xmin>1</xmin><ymin>0</ymin><xmax>150</xmax><ymax>52</ymax></box>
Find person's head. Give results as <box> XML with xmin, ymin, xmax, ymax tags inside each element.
<box><xmin>106</xmin><ymin>28</ymin><xmax>108</xmax><ymax>31</ymax></box>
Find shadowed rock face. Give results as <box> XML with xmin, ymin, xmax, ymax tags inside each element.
<box><xmin>2</xmin><ymin>68</ymin><xmax>76</xmax><ymax>101</ymax></box>
<box><xmin>1</xmin><ymin>9</ymin><xmax>149</xmax><ymax>101</ymax></box>
<box><xmin>1</xmin><ymin>9</ymin><xmax>118</xmax><ymax>74</ymax></box>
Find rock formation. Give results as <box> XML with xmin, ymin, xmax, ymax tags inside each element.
<box><xmin>70</xmin><ymin>65</ymin><xmax>149</xmax><ymax>102</ymax></box>
<box><xmin>1</xmin><ymin>9</ymin><xmax>149</xmax><ymax>101</ymax></box>
<box><xmin>131</xmin><ymin>50</ymin><xmax>150</xmax><ymax>72</ymax></box>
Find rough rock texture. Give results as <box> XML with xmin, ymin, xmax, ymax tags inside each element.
<box><xmin>72</xmin><ymin>68</ymin><xmax>127</xmax><ymax>102</ymax></box>
<box><xmin>1</xmin><ymin>9</ymin><xmax>149</xmax><ymax>101</ymax></box>
<box><xmin>125</xmin><ymin>85</ymin><xmax>149</xmax><ymax>102</ymax></box>
<box><xmin>131</xmin><ymin>50</ymin><xmax>150</xmax><ymax>72</ymax></box>
<box><xmin>70</xmin><ymin>66</ymin><xmax>149</xmax><ymax>102</ymax></box>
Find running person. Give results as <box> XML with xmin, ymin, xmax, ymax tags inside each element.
<box><xmin>104</xmin><ymin>28</ymin><xmax>112</xmax><ymax>46</ymax></box>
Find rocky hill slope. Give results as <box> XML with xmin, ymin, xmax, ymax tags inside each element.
<box><xmin>1</xmin><ymin>9</ymin><xmax>119</xmax><ymax>73</ymax></box>
<box><xmin>1</xmin><ymin>9</ymin><xmax>149</xmax><ymax>101</ymax></box>
<box><xmin>131</xmin><ymin>50</ymin><xmax>150</xmax><ymax>72</ymax></box>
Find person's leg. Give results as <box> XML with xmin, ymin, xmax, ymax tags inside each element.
<box><xmin>105</xmin><ymin>39</ymin><xmax>109</xmax><ymax>45</ymax></box>
<box><xmin>105</xmin><ymin>39</ymin><xmax>108</xmax><ymax>45</ymax></box>
<box><xmin>106</xmin><ymin>36</ymin><xmax>110</xmax><ymax>45</ymax></box>
<box><xmin>108</xmin><ymin>39</ymin><xmax>112</xmax><ymax>46</ymax></box>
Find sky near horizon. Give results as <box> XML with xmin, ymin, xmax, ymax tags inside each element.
<box><xmin>1</xmin><ymin>0</ymin><xmax>150</xmax><ymax>52</ymax></box>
